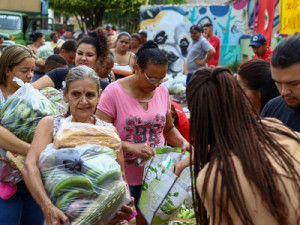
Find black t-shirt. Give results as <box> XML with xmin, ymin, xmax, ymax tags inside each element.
<box><xmin>261</xmin><ymin>96</ymin><xmax>300</xmax><ymax>132</ymax></box>
<box><xmin>47</xmin><ymin>68</ymin><xmax>109</xmax><ymax>90</ymax></box>
<box><xmin>48</xmin><ymin>68</ymin><xmax>69</xmax><ymax>89</ymax></box>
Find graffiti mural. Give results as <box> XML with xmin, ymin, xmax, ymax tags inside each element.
<box><xmin>140</xmin><ymin>1</ymin><xmax>280</xmax><ymax>77</ymax></box>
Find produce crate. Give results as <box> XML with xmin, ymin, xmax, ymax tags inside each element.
<box><xmin>169</xmin><ymin>219</ymin><xmax>196</xmax><ymax>225</ymax></box>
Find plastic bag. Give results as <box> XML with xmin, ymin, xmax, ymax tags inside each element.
<box><xmin>36</xmin><ymin>43</ymin><xmax>54</xmax><ymax>60</ymax></box>
<box><xmin>0</xmin><ymin>148</ymin><xmax>22</xmax><ymax>184</ymax></box>
<box><xmin>172</xmin><ymin>83</ymin><xmax>186</xmax><ymax>96</ymax></box>
<box><xmin>39</xmin><ymin>144</ymin><xmax>130</xmax><ymax>225</ymax></box>
<box><xmin>162</xmin><ymin>73</ymin><xmax>186</xmax><ymax>95</ymax></box>
<box><xmin>40</xmin><ymin>87</ymin><xmax>68</xmax><ymax>115</ymax></box>
<box><xmin>138</xmin><ymin>147</ymin><xmax>191</xmax><ymax>225</ymax></box>
<box><xmin>0</xmin><ymin>78</ymin><xmax>58</xmax><ymax>174</ymax></box>
<box><xmin>53</xmin><ymin>116</ymin><xmax>121</xmax><ymax>151</ymax></box>
<box><xmin>0</xmin><ymin>77</ymin><xmax>58</xmax><ymax>144</ymax></box>
<box><xmin>162</xmin><ymin>75</ymin><xmax>175</xmax><ymax>92</ymax></box>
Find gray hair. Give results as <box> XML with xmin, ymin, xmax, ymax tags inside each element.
<box><xmin>117</xmin><ymin>32</ymin><xmax>131</xmax><ymax>42</ymax></box>
<box><xmin>65</xmin><ymin>65</ymin><xmax>100</xmax><ymax>92</ymax></box>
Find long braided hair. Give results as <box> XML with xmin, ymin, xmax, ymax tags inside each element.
<box><xmin>186</xmin><ymin>67</ymin><xmax>300</xmax><ymax>225</ymax></box>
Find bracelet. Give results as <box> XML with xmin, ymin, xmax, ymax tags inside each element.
<box><xmin>128</xmin><ymin>209</ymin><xmax>137</xmax><ymax>221</ymax></box>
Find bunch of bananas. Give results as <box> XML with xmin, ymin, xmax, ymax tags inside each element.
<box><xmin>40</xmin><ymin>87</ymin><xmax>68</xmax><ymax>115</ymax></box>
<box><xmin>40</xmin><ymin>145</ymin><xmax>128</xmax><ymax>224</ymax></box>
<box><xmin>0</xmin><ymin>96</ymin><xmax>57</xmax><ymax>143</ymax></box>
<box><xmin>172</xmin><ymin>222</ymin><xmax>196</xmax><ymax>225</ymax></box>
<box><xmin>0</xmin><ymin>95</ymin><xmax>57</xmax><ymax>170</ymax></box>
<box><xmin>176</xmin><ymin>207</ymin><xmax>195</xmax><ymax>219</ymax></box>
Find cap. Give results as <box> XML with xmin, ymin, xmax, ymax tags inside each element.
<box><xmin>249</xmin><ymin>33</ymin><xmax>266</xmax><ymax>47</ymax></box>
<box><xmin>65</xmin><ymin>27</ymin><xmax>74</xmax><ymax>33</ymax></box>
<box><xmin>190</xmin><ymin>25</ymin><xmax>201</xmax><ymax>33</ymax></box>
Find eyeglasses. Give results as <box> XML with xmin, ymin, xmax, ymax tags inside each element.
<box><xmin>143</xmin><ymin>71</ymin><xmax>168</xmax><ymax>84</ymax></box>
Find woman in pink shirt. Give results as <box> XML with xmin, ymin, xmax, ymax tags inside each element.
<box><xmin>97</xmin><ymin>41</ymin><xmax>190</xmax><ymax>225</ymax></box>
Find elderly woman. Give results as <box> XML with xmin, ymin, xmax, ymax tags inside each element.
<box><xmin>187</xmin><ymin>67</ymin><xmax>300</xmax><ymax>225</ymax></box>
<box><xmin>22</xmin><ymin>66</ymin><xmax>134</xmax><ymax>225</ymax></box>
<box><xmin>111</xmin><ymin>32</ymin><xmax>136</xmax><ymax>80</ymax></box>
<box><xmin>0</xmin><ymin>45</ymin><xmax>44</xmax><ymax>224</ymax></box>
<box><xmin>236</xmin><ymin>58</ymin><xmax>279</xmax><ymax>114</ymax></box>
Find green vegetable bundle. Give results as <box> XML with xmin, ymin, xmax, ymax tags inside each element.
<box><xmin>138</xmin><ymin>147</ymin><xmax>191</xmax><ymax>225</ymax></box>
<box><xmin>171</xmin><ymin>222</ymin><xmax>196</xmax><ymax>225</ymax></box>
<box><xmin>39</xmin><ymin>144</ymin><xmax>130</xmax><ymax>225</ymax></box>
<box><xmin>176</xmin><ymin>207</ymin><xmax>195</xmax><ymax>219</ymax></box>
<box><xmin>0</xmin><ymin>79</ymin><xmax>58</xmax><ymax>144</ymax></box>
<box><xmin>0</xmin><ymin>78</ymin><xmax>58</xmax><ymax>172</ymax></box>
<box><xmin>40</xmin><ymin>87</ymin><xmax>68</xmax><ymax>115</ymax></box>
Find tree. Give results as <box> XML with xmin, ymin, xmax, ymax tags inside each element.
<box><xmin>103</xmin><ymin>0</ymin><xmax>187</xmax><ymax>33</ymax></box>
<box><xmin>150</xmin><ymin>0</ymin><xmax>187</xmax><ymax>4</ymax></box>
<box><xmin>50</xmin><ymin>0</ymin><xmax>149</xmax><ymax>32</ymax></box>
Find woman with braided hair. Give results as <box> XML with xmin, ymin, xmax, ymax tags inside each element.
<box><xmin>186</xmin><ymin>67</ymin><xmax>300</xmax><ymax>225</ymax></box>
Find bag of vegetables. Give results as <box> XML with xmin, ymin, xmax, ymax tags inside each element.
<box><xmin>40</xmin><ymin>87</ymin><xmax>68</xmax><ymax>115</ymax></box>
<box><xmin>39</xmin><ymin>144</ymin><xmax>130</xmax><ymax>225</ymax></box>
<box><xmin>0</xmin><ymin>77</ymin><xmax>58</xmax><ymax>183</ymax></box>
<box><xmin>138</xmin><ymin>147</ymin><xmax>191</xmax><ymax>225</ymax></box>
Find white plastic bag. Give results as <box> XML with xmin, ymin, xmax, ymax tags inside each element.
<box><xmin>39</xmin><ymin>144</ymin><xmax>130</xmax><ymax>225</ymax></box>
<box><xmin>0</xmin><ymin>78</ymin><xmax>58</xmax><ymax>171</ymax></box>
<box><xmin>53</xmin><ymin>116</ymin><xmax>121</xmax><ymax>151</ymax></box>
<box><xmin>40</xmin><ymin>87</ymin><xmax>68</xmax><ymax>115</ymax></box>
<box><xmin>138</xmin><ymin>147</ymin><xmax>191</xmax><ymax>225</ymax></box>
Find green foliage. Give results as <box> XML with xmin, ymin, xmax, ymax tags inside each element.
<box><xmin>103</xmin><ymin>8</ymin><xmax>141</xmax><ymax>34</ymax></box>
<box><xmin>103</xmin><ymin>0</ymin><xmax>187</xmax><ymax>33</ymax></box>
<box><xmin>50</xmin><ymin>0</ymin><xmax>187</xmax><ymax>33</ymax></box>
<box><xmin>148</xmin><ymin>0</ymin><xmax>187</xmax><ymax>4</ymax></box>
<box><xmin>50</xmin><ymin>0</ymin><xmax>149</xmax><ymax>31</ymax></box>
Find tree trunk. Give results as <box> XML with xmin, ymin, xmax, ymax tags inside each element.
<box><xmin>93</xmin><ymin>7</ymin><xmax>106</xmax><ymax>28</ymax></box>
<box><xmin>75</xmin><ymin>14</ymin><xmax>85</xmax><ymax>33</ymax></box>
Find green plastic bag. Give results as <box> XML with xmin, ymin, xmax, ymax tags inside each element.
<box><xmin>138</xmin><ymin>147</ymin><xmax>191</xmax><ymax>225</ymax></box>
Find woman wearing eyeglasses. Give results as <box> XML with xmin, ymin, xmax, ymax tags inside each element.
<box><xmin>96</xmin><ymin>40</ymin><xmax>190</xmax><ymax>225</ymax></box>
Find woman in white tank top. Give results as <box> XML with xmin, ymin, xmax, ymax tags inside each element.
<box><xmin>111</xmin><ymin>32</ymin><xmax>136</xmax><ymax>80</ymax></box>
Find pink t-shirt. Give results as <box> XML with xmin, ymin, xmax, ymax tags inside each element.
<box><xmin>97</xmin><ymin>81</ymin><xmax>171</xmax><ymax>185</ymax></box>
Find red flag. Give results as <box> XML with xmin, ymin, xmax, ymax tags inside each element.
<box><xmin>256</xmin><ymin>0</ymin><xmax>276</xmax><ymax>46</ymax></box>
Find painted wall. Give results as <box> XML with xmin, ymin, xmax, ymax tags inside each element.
<box><xmin>140</xmin><ymin>1</ymin><xmax>280</xmax><ymax>76</ymax></box>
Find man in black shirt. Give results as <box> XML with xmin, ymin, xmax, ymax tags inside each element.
<box><xmin>261</xmin><ymin>35</ymin><xmax>300</xmax><ymax>132</ymax></box>
<box><xmin>33</xmin><ymin>67</ymin><xmax>109</xmax><ymax>91</ymax></box>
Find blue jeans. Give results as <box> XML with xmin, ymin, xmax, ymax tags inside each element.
<box><xmin>0</xmin><ymin>181</ymin><xmax>44</xmax><ymax>225</ymax></box>
<box><xmin>129</xmin><ymin>185</ymin><xmax>142</xmax><ymax>208</ymax></box>
<box><xmin>186</xmin><ymin>73</ymin><xmax>193</xmax><ymax>86</ymax></box>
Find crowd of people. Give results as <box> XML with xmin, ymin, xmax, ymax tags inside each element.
<box><xmin>0</xmin><ymin>20</ymin><xmax>299</xmax><ymax>225</ymax></box>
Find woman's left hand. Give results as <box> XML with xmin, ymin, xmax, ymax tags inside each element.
<box><xmin>174</xmin><ymin>142</ymin><xmax>194</xmax><ymax>176</ymax></box>
<box><xmin>107</xmin><ymin>197</ymin><xmax>135</xmax><ymax>225</ymax></box>
<box><xmin>181</xmin><ymin>140</ymin><xmax>190</xmax><ymax>154</ymax></box>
